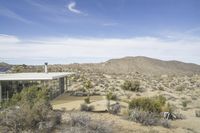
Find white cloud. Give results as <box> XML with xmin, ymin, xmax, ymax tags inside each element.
<box><xmin>67</xmin><ymin>2</ymin><xmax>86</xmax><ymax>15</ymax></box>
<box><xmin>0</xmin><ymin>34</ymin><xmax>200</xmax><ymax>64</ymax></box>
<box><xmin>0</xmin><ymin>34</ymin><xmax>20</xmax><ymax>43</ymax></box>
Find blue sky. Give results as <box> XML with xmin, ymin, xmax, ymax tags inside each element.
<box><xmin>0</xmin><ymin>0</ymin><xmax>200</xmax><ymax>64</ymax></box>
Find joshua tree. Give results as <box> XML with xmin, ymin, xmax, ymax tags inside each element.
<box><xmin>83</xmin><ymin>80</ymin><xmax>93</xmax><ymax>103</ymax></box>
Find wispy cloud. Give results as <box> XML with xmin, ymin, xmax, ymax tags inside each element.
<box><xmin>24</xmin><ymin>0</ymin><xmax>59</xmax><ymax>14</ymax></box>
<box><xmin>102</xmin><ymin>22</ymin><xmax>118</xmax><ymax>26</ymax></box>
<box><xmin>0</xmin><ymin>34</ymin><xmax>200</xmax><ymax>64</ymax></box>
<box><xmin>0</xmin><ymin>7</ymin><xmax>32</xmax><ymax>24</ymax></box>
<box><xmin>24</xmin><ymin>0</ymin><xmax>87</xmax><ymax>23</ymax></box>
<box><xmin>67</xmin><ymin>2</ymin><xmax>86</xmax><ymax>15</ymax></box>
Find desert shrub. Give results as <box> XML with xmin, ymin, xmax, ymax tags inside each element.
<box><xmin>0</xmin><ymin>86</ymin><xmax>61</xmax><ymax>132</ymax></box>
<box><xmin>121</xmin><ymin>80</ymin><xmax>142</xmax><ymax>92</ymax></box>
<box><xmin>191</xmin><ymin>96</ymin><xmax>197</xmax><ymax>100</ymax></box>
<box><xmin>68</xmin><ymin>112</ymin><xmax>113</xmax><ymax>133</ymax></box>
<box><xmin>78</xmin><ymin>87</ymin><xmax>86</xmax><ymax>92</ymax></box>
<box><xmin>124</xmin><ymin>92</ymin><xmax>132</xmax><ymax>99</ymax></box>
<box><xmin>84</xmin><ymin>97</ymin><xmax>90</xmax><ymax>104</ymax></box>
<box><xmin>182</xmin><ymin>101</ymin><xmax>188</xmax><ymax>108</ymax></box>
<box><xmin>110</xmin><ymin>102</ymin><xmax>121</xmax><ymax>114</ymax></box>
<box><xmin>83</xmin><ymin>80</ymin><xmax>93</xmax><ymax>93</ymax></box>
<box><xmin>80</xmin><ymin>103</ymin><xmax>94</xmax><ymax>112</ymax></box>
<box><xmin>173</xmin><ymin>112</ymin><xmax>185</xmax><ymax>119</ymax></box>
<box><xmin>106</xmin><ymin>92</ymin><xmax>117</xmax><ymax>101</ymax></box>
<box><xmin>129</xmin><ymin>109</ymin><xmax>160</xmax><ymax>126</ymax></box>
<box><xmin>158</xmin><ymin>86</ymin><xmax>164</xmax><ymax>91</ymax></box>
<box><xmin>81</xmin><ymin>80</ymin><xmax>94</xmax><ymax>105</ymax></box>
<box><xmin>175</xmin><ymin>85</ymin><xmax>185</xmax><ymax>91</ymax></box>
<box><xmin>129</xmin><ymin>96</ymin><xmax>166</xmax><ymax>113</ymax></box>
<box><xmin>195</xmin><ymin>110</ymin><xmax>200</xmax><ymax>117</ymax></box>
<box><xmin>69</xmin><ymin>112</ymin><xmax>91</xmax><ymax>127</ymax></box>
<box><xmin>2</xmin><ymin>85</ymin><xmax>49</xmax><ymax>108</ymax></box>
<box><xmin>162</xmin><ymin>103</ymin><xmax>175</xmax><ymax>113</ymax></box>
<box><xmin>129</xmin><ymin>109</ymin><xmax>171</xmax><ymax>128</ymax></box>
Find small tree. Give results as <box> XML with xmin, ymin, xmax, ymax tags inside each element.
<box><xmin>83</xmin><ymin>80</ymin><xmax>93</xmax><ymax>104</ymax></box>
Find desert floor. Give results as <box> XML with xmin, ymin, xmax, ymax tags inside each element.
<box><xmin>51</xmin><ymin>93</ymin><xmax>200</xmax><ymax>133</ymax></box>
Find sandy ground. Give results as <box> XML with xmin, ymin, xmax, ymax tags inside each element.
<box><xmin>51</xmin><ymin>93</ymin><xmax>200</xmax><ymax>133</ymax></box>
<box><xmin>51</xmin><ymin>93</ymin><xmax>104</xmax><ymax>110</ymax></box>
<box><xmin>171</xmin><ymin>109</ymin><xmax>200</xmax><ymax>133</ymax></box>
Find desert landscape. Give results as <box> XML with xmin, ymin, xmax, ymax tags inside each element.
<box><xmin>1</xmin><ymin>56</ymin><xmax>200</xmax><ymax>133</ymax></box>
<box><xmin>0</xmin><ymin>0</ymin><xmax>200</xmax><ymax>132</ymax></box>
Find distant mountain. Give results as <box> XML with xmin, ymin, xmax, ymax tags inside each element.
<box><xmin>0</xmin><ymin>62</ymin><xmax>9</xmax><ymax>66</ymax></box>
<box><xmin>2</xmin><ymin>57</ymin><xmax>200</xmax><ymax>75</ymax></box>
<box><xmin>74</xmin><ymin>56</ymin><xmax>200</xmax><ymax>75</ymax></box>
<box><xmin>0</xmin><ymin>62</ymin><xmax>11</xmax><ymax>73</ymax></box>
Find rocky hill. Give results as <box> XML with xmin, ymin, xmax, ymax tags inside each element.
<box><xmin>73</xmin><ymin>56</ymin><xmax>200</xmax><ymax>75</ymax></box>
<box><xmin>6</xmin><ymin>56</ymin><xmax>200</xmax><ymax>75</ymax></box>
<box><xmin>0</xmin><ymin>62</ymin><xmax>11</xmax><ymax>72</ymax></box>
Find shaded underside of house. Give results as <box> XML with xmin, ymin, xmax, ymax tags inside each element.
<box><xmin>0</xmin><ymin>72</ymin><xmax>74</xmax><ymax>102</ymax></box>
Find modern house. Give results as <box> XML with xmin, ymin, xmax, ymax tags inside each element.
<box><xmin>0</xmin><ymin>63</ymin><xmax>74</xmax><ymax>102</ymax></box>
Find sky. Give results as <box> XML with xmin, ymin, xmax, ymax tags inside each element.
<box><xmin>0</xmin><ymin>0</ymin><xmax>200</xmax><ymax>65</ymax></box>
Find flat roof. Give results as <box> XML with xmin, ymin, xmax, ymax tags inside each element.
<box><xmin>0</xmin><ymin>72</ymin><xmax>74</xmax><ymax>81</ymax></box>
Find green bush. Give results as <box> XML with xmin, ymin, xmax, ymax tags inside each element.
<box><xmin>106</xmin><ymin>92</ymin><xmax>117</xmax><ymax>101</ymax></box>
<box><xmin>162</xmin><ymin>103</ymin><xmax>175</xmax><ymax>113</ymax></box>
<box><xmin>182</xmin><ymin>101</ymin><xmax>188</xmax><ymax>108</ymax></box>
<box><xmin>129</xmin><ymin>96</ymin><xmax>166</xmax><ymax>113</ymax></box>
<box><xmin>0</xmin><ymin>86</ymin><xmax>61</xmax><ymax>132</ymax></box>
<box><xmin>84</xmin><ymin>97</ymin><xmax>90</xmax><ymax>104</ymax></box>
<box><xmin>2</xmin><ymin>86</ymin><xmax>49</xmax><ymax>108</ymax></box>
<box><xmin>83</xmin><ymin>80</ymin><xmax>93</xmax><ymax>98</ymax></box>
<box><xmin>121</xmin><ymin>80</ymin><xmax>142</xmax><ymax>92</ymax></box>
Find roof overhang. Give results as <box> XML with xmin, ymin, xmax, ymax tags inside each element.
<box><xmin>0</xmin><ymin>72</ymin><xmax>75</xmax><ymax>81</ymax></box>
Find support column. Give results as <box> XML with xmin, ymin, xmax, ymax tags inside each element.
<box><xmin>0</xmin><ymin>81</ymin><xmax>2</xmax><ymax>103</ymax></box>
<box><xmin>64</xmin><ymin>77</ymin><xmax>68</xmax><ymax>91</ymax></box>
<box><xmin>59</xmin><ymin>78</ymin><xmax>64</xmax><ymax>94</ymax></box>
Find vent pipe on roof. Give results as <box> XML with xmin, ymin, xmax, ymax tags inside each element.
<box><xmin>44</xmin><ymin>62</ymin><xmax>48</xmax><ymax>73</ymax></box>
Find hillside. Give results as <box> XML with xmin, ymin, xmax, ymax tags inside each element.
<box><xmin>7</xmin><ymin>56</ymin><xmax>200</xmax><ymax>75</ymax></box>
<box><xmin>0</xmin><ymin>62</ymin><xmax>9</xmax><ymax>67</ymax></box>
<box><xmin>73</xmin><ymin>56</ymin><xmax>200</xmax><ymax>75</ymax></box>
<box><xmin>0</xmin><ymin>62</ymin><xmax>11</xmax><ymax>72</ymax></box>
